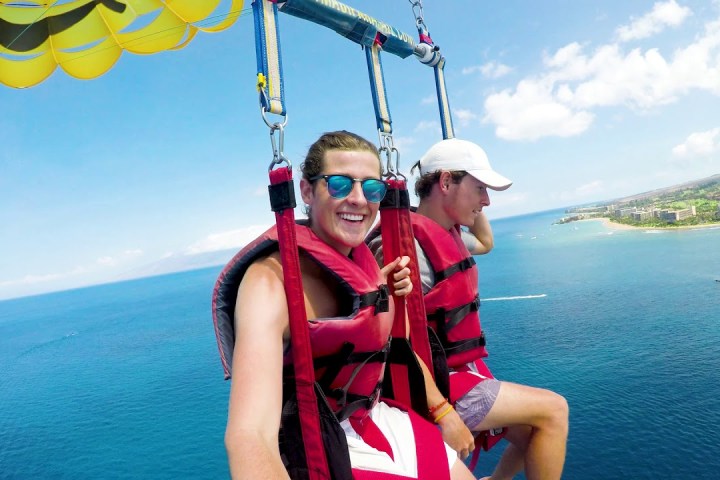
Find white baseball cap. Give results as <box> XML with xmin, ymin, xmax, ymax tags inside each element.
<box><xmin>418</xmin><ymin>138</ymin><xmax>512</xmax><ymax>191</ymax></box>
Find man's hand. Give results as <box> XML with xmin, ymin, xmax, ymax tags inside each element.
<box><xmin>436</xmin><ymin>407</ymin><xmax>475</xmax><ymax>459</ymax></box>
<box><xmin>380</xmin><ymin>256</ymin><xmax>412</xmax><ymax>297</ymax></box>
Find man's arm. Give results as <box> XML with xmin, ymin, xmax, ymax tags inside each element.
<box><xmin>414</xmin><ymin>353</ymin><xmax>475</xmax><ymax>460</ymax></box>
<box><xmin>466</xmin><ymin>210</ymin><xmax>494</xmax><ymax>255</ymax></box>
<box><xmin>225</xmin><ymin>257</ymin><xmax>290</xmax><ymax>479</ymax></box>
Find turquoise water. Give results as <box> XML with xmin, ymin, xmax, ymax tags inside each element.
<box><xmin>1</xmin><ymin>209</ymin><xmax>719</xmax><ymax>479</ymax></box>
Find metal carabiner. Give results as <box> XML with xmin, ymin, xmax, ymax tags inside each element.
<box><xmin>391</xmin><ymin>146</ymin><xmax>406</xmax><ymax>181</ymax></box>
<box><xmin>408</xmin><ymin>0</ymin><xmax>428</xmax><ymax>35</ymax></box>
<box><xmin>378</xmin><ymin>131</ymin><xmax>396</xmax><ymax>180</ymax></box>
<box><xmin>267</xmin><ymin>121</ymin><xmax>291</xmax><ymax>171</ymax></box>
<box><xmin>259</xmin><ymin>89</ymin><xmax>288</xmax><ymax>130</ymax></box>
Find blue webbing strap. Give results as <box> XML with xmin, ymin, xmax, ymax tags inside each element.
<box><xmin>434</xmin><ymin>56</ymin><xmax>454</xmax><ymax>140</ymax></box>
<box><xmin>253</xmin><ymin>0</ymin><xmax>286</xmax><ymax>115</ymax></box>
<box><xmin>365</xmin><ymin>39</ymin><xmax>392</xmax><ymax>135</ymax></box>
<box><xmin>253</xmin><ymin>2</ymin><xmax>329</xmax><ymax>478</ymax></box>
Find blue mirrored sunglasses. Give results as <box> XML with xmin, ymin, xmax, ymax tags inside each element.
<box><xmin>309</xmin><ymin>174</ymin><xmax>388</xmax><ymax>203</ymax></box>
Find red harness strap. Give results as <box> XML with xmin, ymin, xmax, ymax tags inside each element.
<box><xmin>379</xmin><ymin>179</ymin><xmax>434</xmax><ymax>409</ymax></box>
<box><xmin>394</xmin><ymin>180</ymin><xmax>433</xmax><ymax>370</ymax></box>
<box><xmin>269</xmin><ymin>167</ymin><xmax>330</xmax><ymax>480</ymax></box>
<box><xmin>379</xmin><ymin>179</ymin><xmax>412</xmax><ymax>407</ymax></box>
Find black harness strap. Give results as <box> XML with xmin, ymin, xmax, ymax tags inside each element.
<box><xmin>329</xmin><ymin>382</ymin><xmax>383</xmax><ymax>422</ymax></box>
<box><xmin>443</xmin><ymin>334</ymin><xmax>486</xmax><ymax>356</ymax></box>
<box><xmin>433</xmin><ymin>256</ymin><xmax>475</xmax><ymax>282</ymax></box>
<box><xmin>427</xmin><ymin>295</ymin><xmax>480</xmax><ymax>331</ymax></box>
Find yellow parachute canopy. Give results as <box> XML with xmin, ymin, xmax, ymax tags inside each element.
<box><xmin>0</xmin><ymin>0</ymin><xmax>245</xmax><ymax>88</ymax></box>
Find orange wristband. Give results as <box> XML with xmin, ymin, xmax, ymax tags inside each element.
<box><xmin>428</xmin><ymin>398</ymin><xmax>448</xmax><ymax>415</ymax></box>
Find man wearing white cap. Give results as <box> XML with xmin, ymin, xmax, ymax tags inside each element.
<box><xmin>369</xmin><ymin>138</ymin><xmax>568</xmax><ymax>480</ymax></box>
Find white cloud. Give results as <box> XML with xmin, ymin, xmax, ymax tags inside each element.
<box><xmin>576</xmin><ymin>180</ymin><xmax>604</xmax><ymax>196</ymax></box>
<box><xmin>421</xmin><ymin>95</ymin><xmax>435</xmax><ymax>105</ymax></box>
<box><xmin>672</xmin><ymin>127</ymin><xmax>720</xmax><ymax>157</ymax></box>
<box><xmin>463</xmin><ymin>62</ymin><xmax>513</xmax><ymax>79</ymax></box>
<box><xmin>0</xmin><ymin>264</ymin><xmax>89</xmax><ymax>289</ymax></box>
<box><xmin>483</xmin><ymin>7</ymin><xmax>720</xmax><ymax>141</ymax></box>
<box><xmin>489</xmin><ymin>191</ymin><xmax>528</xmax><ymax>209</ymax></box>
<box><xmin>185</xmin><ymin>224</ymin><xmax>272</xmax><ymax>255</ymax></box>
<box><xmin>453</xmin><ymin>108</ymin><xmax>478</xmax><ymax>127</ymax></box>
<box><xmin>95</xmin><ymin>249</ymin><xmax>142</xmax><ymax>267</ymax></box>
<box><xmin>0</xmin><ymin>272</ymin><xmax>63</xmax><ymax>288</ymax></box>
<box><xmin>414</xmin><ymin>120</ymin><xmax>441</xmax><ymax>133</ymax></box>
<box><xmin>96</xmin><ymin>256</ymin><xmax>117</xmax><ymax>266</ymax></box>
<box><xmin>482</xmin><ymin>62</ymin><xmax>513</xmax><ymax>79</ymax></box>
<box><xmin>615</xmin><ymin>0</ymin><xmax>692</xmax><ymax>42</ymax></box>
<box><xmin>484</xmin><ymin>79</ymin><xmax>595</xmax><ymax>141</ymax></box>
<box><xmin>392</xmin><ymin>136</ymin><xmax>417</xmax><ymax>152</ymax></box>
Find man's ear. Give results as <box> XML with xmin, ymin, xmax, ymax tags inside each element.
<box><xmin>438</xmin><ymin>171</ymin><xmax>452</xmax><ymax>193</ymax></box>
<box><xmin>300</xmin><ymin>177</ymin><xmax>314</xmax><ymax>205</ymax></box>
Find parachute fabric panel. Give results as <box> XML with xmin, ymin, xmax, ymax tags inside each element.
<box><xmin>0</xmin><ymin>0</ymin><xmax>244</xmax><ymax>88</ymax></box>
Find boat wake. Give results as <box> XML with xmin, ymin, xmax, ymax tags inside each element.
<box><xmin>482</xmin><ymin>294</ymin><xmax>547</xmax><ymax>302</ymax></box>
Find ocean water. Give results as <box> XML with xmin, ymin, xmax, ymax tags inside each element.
<box><xmin>1</xmin><ymin>209</ymin><xmax>719</xmax><ymax>479</ymax></box>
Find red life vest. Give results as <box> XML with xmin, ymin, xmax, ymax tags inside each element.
<box><xmin>213</xmin><ymin>224</ymin><xmax>453</xmax><ymax>480</ymax></box>
<box><xmin>410</xmin><ymin>212</ymin><xmax>488</xmax><ymax>369</ymax></box>
<box><xmin>212</xmin><ymin>224</ymin><xmax>393</xmax><ymax>421</ymax></box>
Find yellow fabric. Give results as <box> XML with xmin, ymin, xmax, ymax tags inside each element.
<box><xmin>0</xmin><ymin>0</ymin><xmax>244</xmax><ymax>88</ymax></box>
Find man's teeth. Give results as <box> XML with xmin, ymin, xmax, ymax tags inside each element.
<box><xmin>339</xmin><ymin>213</ymin><xmax>363</xmax><ymax>221</ymax></box>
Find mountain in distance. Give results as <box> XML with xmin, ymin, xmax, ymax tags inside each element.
<box><xmin>115</xmin><ymin>248</ymin><xmax>238</xmax><ymax>282</ymax></box>
<box><xmin>607</xmin><ymin>174</ymin><xmax>720</xmax><ymax>205</ymax></box>
<box><xmin>562</xmin><ymin>173</ymin><xmax>720</xmax><ymax>227</ymax></box>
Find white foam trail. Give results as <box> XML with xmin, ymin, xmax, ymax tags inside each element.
<box><xmin>482</xmin><ymin>294</ymin><xmax>547</xmax><ymax>302</ymax></box>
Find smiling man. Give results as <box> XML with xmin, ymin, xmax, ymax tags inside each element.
<box><xmin>369</xmin><ymin>138</ymin><xmax>569</xmax><ymax>480</ymax></box>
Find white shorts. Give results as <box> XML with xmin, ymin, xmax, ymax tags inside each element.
<box><xmin>341</xmin><ymin>401</ymin><xmax>457</xmax><ymax>477</ymax></box>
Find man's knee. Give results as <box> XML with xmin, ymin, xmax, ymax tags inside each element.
<box><xmin>544</xmin><ymin>391</ymin><xmax>569</xmax><ymax>434</ymax></box>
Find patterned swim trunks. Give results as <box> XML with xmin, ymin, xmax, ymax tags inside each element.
<box><xmin>452</xmin><ymin>377</ymin><xmax>502</xmax><ymax>429</ymax></box>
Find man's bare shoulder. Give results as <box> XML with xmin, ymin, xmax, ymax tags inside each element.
<box><xmin>243</xmin><ymin>252</ymin><xmax>283</xmax><ymax>285</ymax></box>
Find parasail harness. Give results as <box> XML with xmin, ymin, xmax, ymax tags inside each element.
<box><xmin>217</xmin><ymin>0</ymin><xmax>503</xmax><ymax>477</ymax></box>
<box><xmin>215</xmin><ymin>1</ymin><xmax>455</xmax><ymax>479</ymax></box>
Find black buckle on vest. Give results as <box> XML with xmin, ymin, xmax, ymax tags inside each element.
<box><xmin>359</xmin><ymin>285</ymin><xmax>390</xmax><ymax>314</ymax></box>
<box><xmin>376</xmin><ymin>285</ymin><xmax>389</xmax><ymax>314</ymax></box>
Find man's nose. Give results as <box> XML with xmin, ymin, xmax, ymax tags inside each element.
<box><xmin>346</xmin><ymin>181</ymin><xmax>367</xmax><ymax>205</ymax></box>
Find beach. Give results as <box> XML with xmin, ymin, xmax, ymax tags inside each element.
<box><xmin>577</xmin><ymin>217</ymin><xmax>720</xmax><ymax>231</ymax></box>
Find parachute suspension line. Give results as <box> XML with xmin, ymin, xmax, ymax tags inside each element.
<box><xmin>409</xmin><ymin>0</ymin><xmax>455</xmax><ymax>139</ymax></box>
<box><xmin>251</xmin><ymin>2</ymin><xmax>330</xmax><ymax>479</ymax></box>
<box><xmin>3</xmin><ymin>2</ymin><xmax>53</xmax><ymax>51</ymax></box>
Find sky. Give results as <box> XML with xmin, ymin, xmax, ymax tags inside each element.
<box><xmin>1</xmin><ymin>0</ymin><xmax>719</xmax><ymax>300</ymax></box>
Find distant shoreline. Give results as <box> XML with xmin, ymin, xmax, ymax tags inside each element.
<box><xmin>576</xmin><ymin>217</ymin><xmax>720</xmax><ymax>231</ymax></box>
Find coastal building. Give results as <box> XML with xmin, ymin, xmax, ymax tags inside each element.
<box><xmin>632</xmin><ymin>211</ymin><xmax>653</xmax><ymax>222</ymax></box>
<box><xmin>656</xmin><ymin>206</ymin><xmax>696</xmax><ymax>222</ymax></box>
<box><xmin>615</xmin><ymin>207</ymin><xmax>636</xmax><ymax>218</ymax></box>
